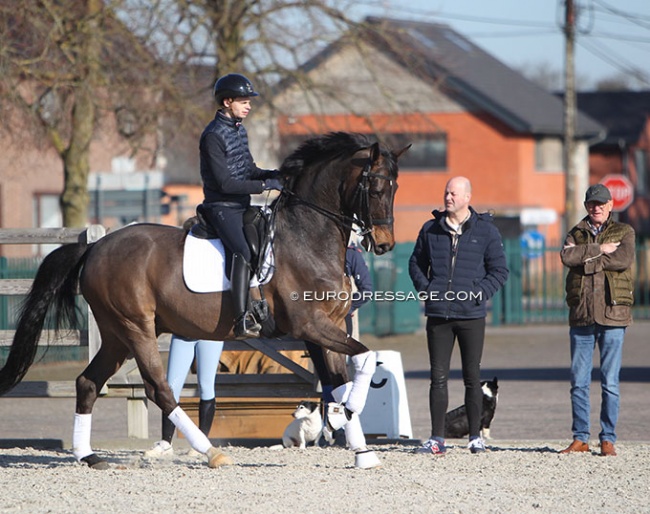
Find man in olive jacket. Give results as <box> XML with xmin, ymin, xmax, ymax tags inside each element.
<box><xmin>559</xmin><ymin>184</ymin><xmax>635</xmax><ymax>457</ymax></box>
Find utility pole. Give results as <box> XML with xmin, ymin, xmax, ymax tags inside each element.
<box><xmin>563</xmin><ymin>0</ymin><xmax>581</xmax><ymax>231</ymax></box>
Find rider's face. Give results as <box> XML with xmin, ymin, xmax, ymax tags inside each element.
<box><xmin>223</xmin><ymin>97</ymin><xmax>252</xmax><ymax>119</ymax></box>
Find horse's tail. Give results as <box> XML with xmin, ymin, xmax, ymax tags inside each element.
<box><xmin>0</xmin><ymin>242</ymin><xmax>91</xmax><ymax>395</ymax></box>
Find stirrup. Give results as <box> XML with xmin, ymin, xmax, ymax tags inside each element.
<box><xmin>234</xmin><ymin>312</ymin><xmax>261</xmax><ymax>340</ymax></box>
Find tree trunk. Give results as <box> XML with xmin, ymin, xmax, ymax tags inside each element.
<box><xmin>59</xmin><ymin>0</ymin><xmax>102</xmax><ymax>228</ymax></box>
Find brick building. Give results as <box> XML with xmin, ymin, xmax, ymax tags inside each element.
<box><xmin>248</xmin><ymin>18</ymin><xmax>604</xmax><ymax>243</ymax></box>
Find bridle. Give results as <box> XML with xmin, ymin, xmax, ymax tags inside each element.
<box><xmin>278</xmin><ymin>155</ymin><xmax>395</xmax><ymax>250</ymax></box>
<box><xmin>352</xmin><ymin>160</ymin><xmax>395</xmax><ymax>234</ymax></box>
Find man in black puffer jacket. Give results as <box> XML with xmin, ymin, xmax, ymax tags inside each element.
<box><xmin>409</xmin><ymin>176</ymin><xmax>508</xmax><ymax>456</ymax></box>
<box><xmin>200</xmin><ymin>73</ymin><xmax>283</xmax><ymax>339</ymax></box>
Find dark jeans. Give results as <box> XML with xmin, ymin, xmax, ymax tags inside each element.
<box><xmin>426</xmin><ymin>317</ymin><xmax>486</xmax><ymax>439</ymax></box>
<box><xmin>202</xmin><ymin>202</ymin><xmax>251</xmax><ymax>265</ymax></box>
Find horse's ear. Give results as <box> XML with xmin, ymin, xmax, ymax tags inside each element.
<box><xmin>394</xmin><ymin>144</ymin><xmax>412</xmax><ymax>160</ymax></box>
<box><xmin>369</xmin><ymin>142</ymin><xmax>381</xmax><ymax>163</ymax></box>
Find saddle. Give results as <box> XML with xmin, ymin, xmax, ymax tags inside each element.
<box><xmin>185</xmin><ymin>204</ymin><xmax>275</xmax><ymax>333</ymax></box>
<box><xmin>188</xmin><ymin>204</ymin><xmax>270</xmax><ymax>277</ymax></box>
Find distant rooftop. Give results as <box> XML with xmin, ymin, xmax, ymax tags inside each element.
<box><xmin>573</xmin><ymin>91</ymin><xmax>650</xmax><ymax>145</ymax></box>
<box><xmin>363</xmin><ymin>17</ymin><xmax>604</xmax><ymax>138</ymax></box>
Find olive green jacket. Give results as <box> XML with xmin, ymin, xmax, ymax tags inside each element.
<box><xmin>560</xmin><ymin>216</ymin><xmax>635</xmax><ymax>327</ymax></box>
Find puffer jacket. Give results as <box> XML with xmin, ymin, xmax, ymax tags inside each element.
<box><xmin>561</xmin><ymin>215</ymin><xmax>635</xmax><ymax>327</ymax></box>
<box><xmin>200</xmin><ymin>111</ymin><xmax>273</xmax><ymax>205</ymax></box>
<box><xmin>409</xmin><ymin>207</ymin><xmax>509</xmax><ymax>319</ymax></box>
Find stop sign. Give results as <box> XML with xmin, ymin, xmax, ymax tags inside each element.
<box><xmin>600</xmin><ymin>174</ymin><xmax>634</xmax><ymax>212</ymax></box>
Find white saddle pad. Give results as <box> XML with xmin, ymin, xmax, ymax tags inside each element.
<box><xmin>182</xmin><ymin>233</ymin><xmax>273</xmax><ymax>293</ymax></box>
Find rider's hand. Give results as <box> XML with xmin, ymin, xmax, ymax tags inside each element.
<box><xmin>263</xmin><ymin>178</ymin><xmax>284</xmax><ymax>191</ymax></box>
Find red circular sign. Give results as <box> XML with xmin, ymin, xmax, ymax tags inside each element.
<box><xmin>600</xmin><ymin>174</ymin><xmax>634</xmax><ymax>212</ymax></box>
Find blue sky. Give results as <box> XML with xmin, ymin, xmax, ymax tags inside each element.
<box><xmin>360</xmin><ymin>0</ymin><xmax>650</xmax><ymax>89</ymax></box>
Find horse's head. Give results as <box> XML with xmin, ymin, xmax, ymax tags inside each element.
<box><xmin>345</xmin><ymin>140</ymin><xmax>410</xmax><ymax>255</ymax></box>
<box><xmin>278</xmin><ymin>132</ymin><xmax>409</xmax><ymax>255</ymax></box>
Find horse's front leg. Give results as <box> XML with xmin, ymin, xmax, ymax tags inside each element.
<box><xmin>299</xmin><ymin>311</ymin><xmax>380</xmax><ymax>469</ymax></box>
<box><xmin>326</xmin><ymin>351</ymin><xmax>380</xmax><ymax>470</ymax></box>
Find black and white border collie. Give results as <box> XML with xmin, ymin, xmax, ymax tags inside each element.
<box><xmin>445</xmin><ymin>377</ymin><xmax>499</xmax><ymax>439</ymax></box>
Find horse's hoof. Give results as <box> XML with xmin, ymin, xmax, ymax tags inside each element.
<box><xmin>207</xmin><ymin>447</ymin><xmax>234</xmax><ymax>468</ymax></box>
<box><xmin>80</xmin><ymin>453</ymin><xmax>110</xmax><ymax>470</ymax></box>
<box><xmin>354</xmin><ymin>449</ymin><xmax>381</xmax><ymax>469</ymax></box>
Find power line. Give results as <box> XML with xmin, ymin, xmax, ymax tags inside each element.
<box><xmin>587</xmin><ymin>30</ymin><xmax>650</xmax><ymax>44</ymax></box>
<box><xmin>592</xmin><ymin>0</ymin><xmax>650</xmax><ymax>26</ymax></box>
<box><xmin>578</xmin><ymin>37</ymin><xmax>650</xmax><ymax>86</ymax></box>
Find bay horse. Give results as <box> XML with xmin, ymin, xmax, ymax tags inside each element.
<box><xmin>0</xmin><ymin>132</ymin><xmax>408</xmax><ymax>469</ymax></box>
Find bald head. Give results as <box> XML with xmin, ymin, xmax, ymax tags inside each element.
<box><xmin>444</xmin><ymin>176</ymin><xmax>472</xmax><ymax>222</ymax></box>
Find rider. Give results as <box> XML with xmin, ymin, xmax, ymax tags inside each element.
<box><xmin>199</xmin><ymin>73</ymin><xmax>283</xmax><ymax>339</ymax></box>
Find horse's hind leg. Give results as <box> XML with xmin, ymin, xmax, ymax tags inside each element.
<box><xmin>73</xmin><ymin>341</ymin><xmax>129</xmax><ymax>469</ymax></box>
<box><xmin>128</xmin><ymin>336</ymin><xmax>233</xmax><ymax>469</ymax></box>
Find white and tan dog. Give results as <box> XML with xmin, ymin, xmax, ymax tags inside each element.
<box><xmin>282</xmin><ymin>401</ymin><xmax>323</xmax><ymax>449</ymax></box>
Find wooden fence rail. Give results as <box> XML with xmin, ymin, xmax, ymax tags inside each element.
<box><xmin>0</xmin><ymin>227</ymin><xmax>317</xmax><ymax>439</ymax></box>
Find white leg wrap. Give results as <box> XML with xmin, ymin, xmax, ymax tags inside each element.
<box><xmin>331</xmin><ymin>382</ymin><xmax>352</xmax><ymax>404</ymax></box>
<box><xmin>72</xmin><ymin>413</ymin><xmax>93</xmax><ymax>461</ymax></box>
<box><xmin>344</xmin><ymin>414</ymin><xmax>381</xmax><ymax>469</ymax></box>
<box><xmin>326</xmin><ymin>382</ymin><xmax>353</xmax><ymax>432</ymax></box>
<box><xmin>343</xmin><ymin>412</ymin><xmax>366</xmax><ymax>451</ymax></box>
<box><xmin>168</xmin><ymin>406</ymin><xmax>212</xmax><ymax>454</ymax></box>
<box><xmin>345</xmin><ymin>351</ymin><xmax>376</xmax><ymax>414</ymax></box>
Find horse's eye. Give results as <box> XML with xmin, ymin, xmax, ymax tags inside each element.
<box><xmin>369</xmin><ymin>190</ymin><xmax>382</xmax><ymax>198</ymax></box>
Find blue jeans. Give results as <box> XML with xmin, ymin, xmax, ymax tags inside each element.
<box><xmin>569</xmin><ymin>324</ymin><xmax>625</xmax><ymax>444</ymax></box>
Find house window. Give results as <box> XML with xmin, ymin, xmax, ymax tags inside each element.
<box><xmin>535</xmin><ymin>137</ymin><xmax>563</xmax><ymax>172</ymax></box>
<box><xmin>33</xmin><ymin>193</ymin><xmax>62</xmax><ymax>256</ymax></box>
<box><xmin>382</xmin><ymin>133</ymin><xmax>447</xmax><ymax>171</ymax></box>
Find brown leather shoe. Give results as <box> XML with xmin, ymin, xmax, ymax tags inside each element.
<box><xmin>559</xmin><ymin>439</ymin><xmax>590</xmax><ymax>454</ymax></box>
<box><xmin>600</xmin><ymin>441</ymin><xmax>617</xmax><ymax>456</ymax></box>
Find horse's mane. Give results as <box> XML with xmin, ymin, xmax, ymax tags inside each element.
<box><xmin>279</xmin><ymin>132</ymin><xmax>373</xmax><ymax>177</ymax></box>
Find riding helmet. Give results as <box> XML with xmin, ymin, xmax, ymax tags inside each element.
<box><xmin>213</xmin><ymin>73</ymin><xmax>259</xmax><ymax>104</ymax></box>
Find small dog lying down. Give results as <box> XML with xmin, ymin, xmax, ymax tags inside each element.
<box><xmin>281</xmin><ymin>401</ymin><xmax>323</xmax><ymax>449</ymax></box>
<box><xmin>445</xmin><ymin>377</ymin><xmax>499</xmax><ymax>439</ymax></box>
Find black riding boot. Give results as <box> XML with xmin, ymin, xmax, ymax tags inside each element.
<box><xmin>199</xmin><ymin>398</ymin><xmax>216</xmax><ymax>437</ymax></box>
<box><xmin>231</xmin><ymin>253</ymin><xmax>261</xmax><ymax>339</ymax></box>
<box><xmin>161</xmin><ymin>413</ymin><xmax>175</xmax><ymax>444</ymax></box>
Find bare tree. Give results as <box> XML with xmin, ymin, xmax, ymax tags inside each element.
<box><xmin>0</xmin><ymin>0</ymin><xmax>172</xmax><ymax>227</ymax></box>
<box><xmin>515</xmin><ymin>60</ymin><xmax>594</xmax><ymax>92</ymax></box>
<box><xmin>0</xmin><ymin>0</ymin><xmax>440</xmax><ymax>226</ymax></box>
<box><xmin>135</xmin><ymin>1</ymin><xmax>447</xmax><ymax>171</ymax></box>
<box><xmin>595</xmin><ymin>73</ymin><xmax>632</xmax><ymax>91</ymax></box>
